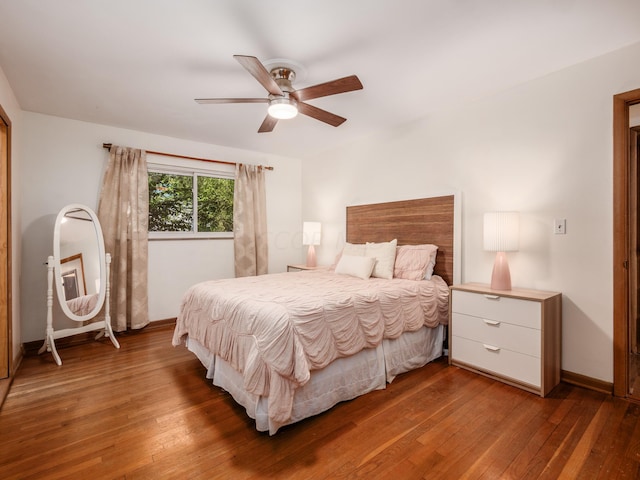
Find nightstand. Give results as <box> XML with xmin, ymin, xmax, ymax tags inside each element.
<box><xmin>286</xmin><ymin>264</ymin><xmax>324</xmax><ymax>272</ymax></box>
<box><xmin>449</xmin><ymin>283</ymin><xmax>562</xmax><ymax>397</ymax></box>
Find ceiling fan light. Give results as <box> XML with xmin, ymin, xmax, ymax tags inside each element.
<box><xmin>268</xmin><ymin>98</ymin><xmax>298</xmax><ymax>119</ymax></box>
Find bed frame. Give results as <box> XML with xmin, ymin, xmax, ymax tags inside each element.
<box><xmin>347</xmin><ymin>194</ymin><xmax>459</xmax><ymax>285</ymax></box>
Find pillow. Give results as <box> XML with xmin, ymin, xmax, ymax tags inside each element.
<box><xmin>424</xmin><ymin>251</ymin><xmax>438</xmax><ymax>280</ymax></box>
<box><xmin>342</xmin><ymin>242</ymin><xmax>366</xmax><ymax>256</ymax></box>
<box><xmin>335</xmin><ymin>254</ymin><xmax>376</xmax><ymax>280</ymax></box>
<box><xmin>365</xmin><ymin>239</ymin><xmax>398</xmax><ymax>279</ymax></box>
<box><xmin>393</xmin><ymin>244</ymin><xmax>439</xmax><ymax>281</ymax></box>
<box><xmin>329</xmin><ymin>242</ymin><xmax>366</xmax><ymax>270</ymax></box>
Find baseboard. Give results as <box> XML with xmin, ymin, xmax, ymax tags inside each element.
<box><xmin>22</xmin><ymin>318</ymin><xmax>177</xmax><ymax>356</ymax></box>
<box><xmin>561</xmin><ymin>369</ymin><xmax>613</xmax><ymax>395</ymax></box>
<box><xmin>0</xmin><ymin>377</ymin><xmax>11</xmax><ymax>408</ymax></box>
<box><xmin>141</xmin><ymin>318</ymin><xmax>177</xmax><ymax>330</ymax></box>
<box><xmin>0</xmin><ymin>346</ymin><xmax>24</xmax><ymax>408</ymax></box>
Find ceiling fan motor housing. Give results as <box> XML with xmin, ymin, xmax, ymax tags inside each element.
<box><xmin>270</xmin><ymin>67</ymin><xmax>296</xmax><ymax>93</ymax></box>
<box><xmin>267</xmin><ymin>67</ymin><xmax>298</xmax><ymax>119</ymax></box>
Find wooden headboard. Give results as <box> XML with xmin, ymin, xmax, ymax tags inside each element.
<box><xmin>346</xmin><ymin>195</ymin><xmax>456</xmax><ymax>285</ymax></box>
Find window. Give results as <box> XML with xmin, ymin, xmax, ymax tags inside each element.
<box><xmin>148</xmin><ymin>168</ymin><xmax>234</xmax><ymax>239</ymax></box>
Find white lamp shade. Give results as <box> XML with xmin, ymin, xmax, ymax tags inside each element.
<box><xmin>483</xmin><ymin>212</ymin><xmax>519</xmax><ymax>252</ymax></box>
<box><xmin>302</xmin><ymin>222</ymin><xmax>322</xmax><ymax>246</ymax></box>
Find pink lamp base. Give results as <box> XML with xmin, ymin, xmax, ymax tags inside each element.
<box><xmin>306</xmin><ymin>245</ymin><xmax>317</xmax><ymax>267</ymax></box>
<box><xmin>490</xmin><ymin>251</ymin><xmax>512</xmax><ymax>290</ymax></box>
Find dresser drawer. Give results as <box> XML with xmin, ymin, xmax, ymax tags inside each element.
<box><xmin>451</xmin><ymin>290</ymin><xmax>541</xmax><ymax>329</ymax></box>
<box><xmin>451</xmin><ymin>312</ymin><xmax>540</xmax><ymax>357</ymax></box>
<box><xmin>451</xmin><ymin>335</ymin><xmax>541</xmax><ymax>388</ymax></box>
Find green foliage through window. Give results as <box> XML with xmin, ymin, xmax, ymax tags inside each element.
<box><xmin>197</xmin><ymin>176</ymin><xmax>234</xmax><ymax>232</ymax></box>
<box><xmin>148</xmin><ymin>171</ymin><xmax>234</xmax><ymax>234</ymax></box>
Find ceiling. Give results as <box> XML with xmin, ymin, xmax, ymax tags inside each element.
<box><xmin>1</xmin><ymin>1</ymin><xmax>640</xmax><ymax>159</ymax></box>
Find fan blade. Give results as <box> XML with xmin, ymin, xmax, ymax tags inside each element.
<box><xmin>234</xmin><ymin>55</ymin><xmax>283</xmax><ymax>96</ymax></box>
<box><xmin>298</xmin><ymin>102</ymin><xmax>346</xmax><ymax>127</ymax></box>
<box><xmin>292</xmin><ymin>75</ymin><xmax>363</xmax><ymax>102</ymax></box>
<box><xmin>258</xmin><ymin>115</ymin><xmax>278</xmax><ymax>133</ymax></box>
<box><xmin>195</xmin><ymin>98</ymin><xmax>268</xmax><ymax>104</ymax></box>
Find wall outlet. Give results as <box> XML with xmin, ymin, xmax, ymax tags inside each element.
<box><xmin>554</xmin><ymin>218</ymin><xmax>566</xmax><ymax>235</ymax></box>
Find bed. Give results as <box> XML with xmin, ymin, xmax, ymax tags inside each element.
<box><xmin>172</xmin><ymin>194</ymin><xmax>460</xmax><ymax>434</ymax></box>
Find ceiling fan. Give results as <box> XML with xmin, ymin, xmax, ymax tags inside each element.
<box><xmin>195</xmin><ymin>55</ymin><xmax>363</xmax><ymax>133</ymax></box>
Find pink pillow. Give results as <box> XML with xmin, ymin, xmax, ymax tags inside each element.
<box><xmin>393</xmin><ymin>244</ymin><xmax>438</xmax><ymax>281</ymax></box>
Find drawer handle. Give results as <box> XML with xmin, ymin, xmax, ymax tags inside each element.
<box><xmin>483</xmin><ymin>294</ymin><xmax>500</xmax><ymax>300</ymax></box>
<box><xmin>483</xmin><ymin>319</ymin><xmax>501</xmax><ymax>326</ymax></box>
<box><xmin>483</xmin><ymin>344</ymin><xmax>500</xmax><ymax>352</ymax></box>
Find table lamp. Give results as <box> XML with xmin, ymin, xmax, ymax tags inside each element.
<box><xmin>483</xmin><ymin>212</ymin><xmax>519</xmax><ymax>290</ymax></box>
<box><xmin>302</xmin><ymin>221</ymin><xmax>321</xmax><ymax>267</ymax></box>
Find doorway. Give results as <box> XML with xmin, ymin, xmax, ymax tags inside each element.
<box><xmin>613</xmin><ymin>88</ymin><xmax>640</xmax><ymax>398</ymax></box>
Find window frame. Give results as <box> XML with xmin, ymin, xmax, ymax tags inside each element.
<box><xmin>147</xmin><ymin>163</ymin><xmax>235</xmax><ymax>240</ymax></box>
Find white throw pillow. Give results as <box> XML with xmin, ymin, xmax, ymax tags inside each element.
<box><xmin>365</xmin><ymin>239</ymin><xmax>398</xmax><ymax>279</ymax></box>
<box><xmin>342</xmin><ymin>242</ymin><xmax>366</xmax><ymax>256</ymax></box>
<box><xmin>335</xmin><ymin>254</ymin><xmax>376</xmax><ymax>280</ymax></box>
<box><xmin>330</xmin><ymin>242</ymin><xmax>367</xmax><ymax>271</ymax></box>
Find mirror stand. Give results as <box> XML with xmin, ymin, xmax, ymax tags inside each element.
<box><xmin>38</xmin><ymin>253</ymin><xmax>120</xmax><ymax>366</ymax></box>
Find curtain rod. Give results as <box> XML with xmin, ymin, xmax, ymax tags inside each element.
<box><xmin>101</xmin><ymin>143</ymin><xmax>274</xmax><ymax>171</ymax></box>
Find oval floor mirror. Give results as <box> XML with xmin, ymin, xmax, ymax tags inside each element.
<box><xmin>38</xmin><ymin>204</ymin><xmax>120</xmax><ymax>365</ymax></box>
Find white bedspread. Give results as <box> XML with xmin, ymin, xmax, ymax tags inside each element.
<box><xmin>172</xmin><ymin>270</ymin><xmax>449</xmax><ymax>424</ymax></box>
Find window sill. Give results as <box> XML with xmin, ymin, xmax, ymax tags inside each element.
<box><xmin>148</xmin><ymin>232</ymin><xmax>233</xmax><ymax>241</ymax></box>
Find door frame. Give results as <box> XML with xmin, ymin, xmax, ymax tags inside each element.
<box><xmin>613</xmin><ymin>88</ymin><xmax>640</xmax><ymax>397</ymax></box>
<box><xmin>630</xmin><ymin>127</ymin><xmax>640</xmax><ymax>360</ymax></box>
<box><xmin>0</xmin><ymin>102</ymin><xmax>11</xmax><ymax>387</ymax></box>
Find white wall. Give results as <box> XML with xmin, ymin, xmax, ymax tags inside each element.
<box><xmin>0</xmin><ymin>65</ymin><xmax>22</xmax><ymax>368</ymax></box>
<box><xmin>19</xmin><ymin>113</ymin><xmax>302</xmax><ymax>342</ymax></box>
<box><xmin>302</xmin><ymin>41</ymin><xmax>640</xmax><ymax>384</ymax></box>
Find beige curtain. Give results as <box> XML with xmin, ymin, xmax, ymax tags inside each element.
<box><xmin>234</xmin><ymin>164</ymin><xmax>268</xmax><ymax>277</ymax></box>
<box><xmin>97</xmin><ymin>145</ymin><xmax>149</xmax><ymax>331</ymax></box>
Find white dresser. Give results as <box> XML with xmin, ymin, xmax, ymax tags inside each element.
<box><xmin>449</xmin><ymin>283</ymin><xmax>562</xmax><ymax>397</ymax></box>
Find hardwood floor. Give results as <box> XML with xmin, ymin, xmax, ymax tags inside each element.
<box><xmin>1</xmin><ymin>325</ymin><xmax>639</xmax><ymax>479</ymax></box>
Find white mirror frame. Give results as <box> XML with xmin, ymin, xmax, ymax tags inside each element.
<box><xmin>38</xmin><ymin>203</ymin><xmax>119</xmax><ymax>365</ymax></box>
<box><xmin>53</xmin><ymin>204</ymin><xmax>107</xmax><ymax>321</ymax></box>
